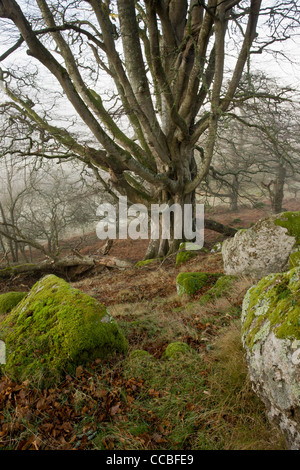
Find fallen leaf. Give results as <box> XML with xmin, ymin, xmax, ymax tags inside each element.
<box><xmin>110</xmin><ymin>403</ymin><xmax>121</xmax><ymax>416</ymax></box>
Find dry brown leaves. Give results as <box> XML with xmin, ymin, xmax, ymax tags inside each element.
<box><xmin>0</xmin><ymin>364</ymin><xmax>144</xmax><ymax>450</ymax></box>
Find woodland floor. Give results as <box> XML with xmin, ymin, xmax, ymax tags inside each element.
<box><xmin>0</xmin><ymin>201</ymin><xmax>298</xmax><ymax>450</ymax></box>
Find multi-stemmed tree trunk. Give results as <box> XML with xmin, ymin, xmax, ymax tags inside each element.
<box><xmin>0</xmin><ymin>0</ymin><xmax>298</xmax><ymax>258</ymax></box>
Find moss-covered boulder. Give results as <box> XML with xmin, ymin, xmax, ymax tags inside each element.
<box><xmin>275</xmin><ymin>212</ymin><xmax>300</xmax><ymax>269</ymax></box>
<box><xmin>175</xmin><ymin>242</ymin><xmax>204</xmax><ymax>267</ymax></box>
<box><xmin>124</xmin><ymin>349</ymin><xmax>156</xmax><ymax>380</ymax></box>
<box><xmin>0</xmin><ymin>275</ymin><xmax>128</xmax><ymax>385</ymax></box>
<box><xmin>163</xmin><ymin>342</ymin><xmax>191</xmax><ymax>359</ymax></box>
<box><xmin>198</xmin><ymin>275</ymin><xmax>237</xmax><ymax>305</ymax></box>
<box><xmin>241</xmin><ymin>267</ymin><xmax>300</xmax><ymax>449</ymax></box>
<box><xmin>176</xmin><ymin>272</ymin><xmax>219</xmax><ymax>297</ymax></box>
<box><xmin>274</xmin><ymin>211</ymin><xmax>300</xmax><ymax>244</ymax></box>
<box><xmin>129</xmin><ymin>349</ymin><xmax>153</xmax><ymax>360</ymax></box>
<box><xmin>175</xmin><ymin>251</ymin><xmax>198</xmax><ymax>267</ymax></box>
<box><xmin>0</xmin><ymin>292</ymin><xmax>27</xmax><ymax>316</ymax></box>
<box><xmin>222</xmin><ymin>211</ymin><xmax>300</xmax><ymax>278</ymax></box>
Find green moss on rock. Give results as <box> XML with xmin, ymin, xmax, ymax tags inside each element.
<box><xmin>163</xmin><ymin>342</ymin><xmax>191</xmax><ymax>359</ymax></box>
<box><xmin>290</xmin><ymin>250</ymin><xmax>300</xmax><ymax>269</ymax></box>
<box><xmin>0</xmin><ymin>274</ymin><xmax>128</xmax><ymax>385</ymax></box>
<box><xmin>129</xmin><ymin>349</ymin><xmax>154</xmax><ymax>361</ymax></box>
<box><xmin>242</xmin><ymin>267</ymin><xmax>300</xmax><ymax>350</ymax></box>
<box><xmin>175</xmin><ymin>242</ymin><xmax>207</xmax><ymax>267</ymax></box>
<box><xmin>0</xmin><ymin>292</ymin><xmax>27</xmax><ymax>315</ymax></box>
<box><xmin>275</xmin><ymin>211</ymin><xmax>300</xmax><ymax>270</ymax></box>
<box><xmin>274</xmin><ymin>211</ymin><xmax>300</xmax><ymax>245</ymax></box>
<box><xmin>175</xmin><ymin>251</ymin><xmax>198</xmax><ymax>267</ymax></box>
<box><xmin>134</xmin><ymin>258</ymin><xmax>161</xmax><ymax>268</ymax></box>
<box><xmin>176</xmin><ymin>272</ymin><xmax>220</xmax><ymax>297</ymax></box>
<box><xmin>198</xmin><ymin>275</ymin><xmax>237</xmax><ymax>305</ymax></box>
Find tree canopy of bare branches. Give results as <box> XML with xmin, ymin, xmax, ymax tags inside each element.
<box><xmin>0</xmin><ymin>0</ymin><xmax>299</xmax><ymax>257</ymax></box>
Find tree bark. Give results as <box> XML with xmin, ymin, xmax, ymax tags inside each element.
<box><xmin>144</xmin><ymin>187</ymin><xmax>197</xmax><ymax>259</ymax></box>
<box><xmin>204</xmin><ymin>219</ymin><xmax>237</xmax><ymax>237</ymax></box>
<box><xmin>143</xmin><ymin>183</ymin><xmax>237</xmax><ymax>259</ymax></box>
<box><xmin>0</xmin><ymin>255</ymin><xmax>133</xmax><ymax>280</ymax></box>
<box><xmin>229</xmin><ymin>175</ymin><xmax>239</xmax><ymax>211</ymax></box>
<box><xmin>272</xmin><ymin>164</ymin><xmax>286</xmax><ymax>214</ymax></box>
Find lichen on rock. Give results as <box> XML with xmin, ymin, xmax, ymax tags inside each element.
<box><xmin>242</xmin><ymin>268</ymin><xmax>300</xmax><ymax>349</ymax></box>
<box><xmin>222</xmin><ymin>211</ymin><xmax>300</xmax><ymax>278</ymax></box>
<box><xmin>0</xmin><ymin>274</ymin><xmax>128</xmax><ymax>386</ymax></box>
<box><xmin>241</xmin><ymin>266</ymin><xmax>300</xmax><ymax>449</ymax></box>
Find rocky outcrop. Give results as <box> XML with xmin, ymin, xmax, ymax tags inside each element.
<box><xmin>241</xmin><ymin>267</ymin><xmax>300</xmax><ymax>449</ymax></box>
<box><xmin>222</xmin><ymin>211</ymin><xmax>300</xmax><ymax>278</ymax></box>
<box><xmin>0</xmin><ymin>274</ymin><xmax>128</xmax><ymax>386</ymax></box>
<box><xmin>176</xmin><ymin>272</ymin><xmax>220</xmax><ymax>297</ymax></box>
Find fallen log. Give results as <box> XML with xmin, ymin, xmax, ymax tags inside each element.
<box><xmin>204</xmin><ymin>219</ymin><xmax>237</xmax><ymax>237</ymax></box>
<box><xmin>0</xmin><ymin>255</ymin><xmax>133</xmax><ymax>279</ymax></box>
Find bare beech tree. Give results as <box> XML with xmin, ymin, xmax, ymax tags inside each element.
<box><xmin>200</xmin><ymin>118</ymin><xmax>263</xmax><ymax>211</ymax></box>
<box><xmin>0</xmin><ymin>156</ymin><xmax>30</xmax><ymax>263</ymax></box>
<box><xmin>250</xmin><ymin>97</ymin><xmax>300</xmax><ymax>214</ymax></box>
<box><xmin>0</xmin><ymin>0</ymin><xmax>299</xmax><ymax>258</ymax></box>
<box><xmin>200</xmin><ymin>73</ymin><xmax>300</xmax><ymax>213</ymax></box>
<box><xmin>18</xmin><ymin>164</ymin><xmax>101</xmax><ymax>257</ymax></box>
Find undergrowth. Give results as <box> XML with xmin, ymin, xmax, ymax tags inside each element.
<box><xmin>0</xmin><ymin>269</ymin><xmax>286</xmax><ymax>450</ymax></box>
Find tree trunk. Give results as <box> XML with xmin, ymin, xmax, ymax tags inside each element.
<box><xmin>204</xmin><ymin>218</ymin><xmax>237</xmax><ymax>236</ymax></box>
<box><xmin>272</xmin><ymin>163</ymin><xmax>286</xmax><ymax>213</ymax></box>
<box><xmin>230</xmin><ymin>175</ymin><xmax>239</xmax><ymax>211</ymax></box>
<box><xmin>230</xmin><ymin>194</ymin><xmax>238</xmax><ymax>212</ymax></box>
<box><xmin>143</xmin><ymin>183</ymin><xmax>238</xmax><ymax>260</ymax></box>
<box><xmin>144</xmin><ymin>189</ymin><xmax>197</xmax><ymax>259</ymax></box>
<box><xmin>0</xmin><ymin>255</ymin><xmax>133</xmax><ymax>280</ymax></box>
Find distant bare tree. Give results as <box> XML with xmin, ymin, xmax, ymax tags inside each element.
<box><xmin>0</xmin><ymin>155</ymin><xmax>111</xmax><ymax>263</ymax></box>
<box><xmin>201</xmin><ymin>74</ymin><xmax>300</xmax><ymax>212</ymax></box>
